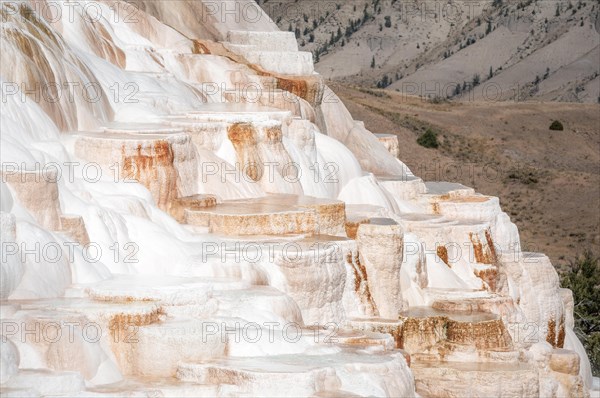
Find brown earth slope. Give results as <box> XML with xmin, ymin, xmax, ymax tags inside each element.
<box><xmin>331</xmin><ymin>82</ymin><xmax>600</xmax><ymax>267</ymax></box>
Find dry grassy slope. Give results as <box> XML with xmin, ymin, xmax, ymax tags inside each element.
<box><xmin>260</xmin><ymin>0</ymin><xmax>600</xmax><ymax>102</ymax></box>
<box><xmin>330</xmin><ymin>82</ymin><xmax>600</xmax><ymax>267</ymax></box>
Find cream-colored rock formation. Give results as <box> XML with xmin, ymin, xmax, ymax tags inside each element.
<box><xmin>0</xmin><ymin>0</ymin><xmax>596</xmax><ymax>397</ymax></box>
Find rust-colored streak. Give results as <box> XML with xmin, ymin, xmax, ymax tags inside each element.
<box><xmin>469</xmin><ymin>232</ymin><xmax>494</xmax><ymax>264</ymax></box>
<box><xmin>372</xmin><ymin>324</ymin><xmax>403</xmax><ymax>349</ymax></box>
<box><xmin>436</xmin><ymin>246</ymin><xmax>450</xmax><ymax>267</ymax></box>
<box><xmin>474</xmin><ymin>268</ymin><xmax>499</xmax><ymax>292</ymax></box>
<box><xmin>108</xmin><ymin>307</ymin><xmax>163</xmax><ymax>375</ymax></box>
<box><xmin>277</xmin><ymin>77</ymin><xmax>308</xmax><ymax>100</ymax></box>
<box><xmin>227</xmin><ymin>123</ymin><xmax>256</xmax><ymax>146</ymax></box>
<box><xmin>121</xmin><ymin>141</ymin><xmax>178</xmax><ymax>210</ymax></box>
<box><xmin>192</xmin><ymin>39</ymin><xmax>211</xmax><ymax>54</ymax></box>
<box><xmin>122</xmin><ymin>141</ymin><xmax>174</xmax><ymax>175</ymax></box>
<box><xmin>347</xmin><ymin>252</ymin><xmax>360</xmax><ymax>293</ymax></box>
<box><xmin>484</xmin><ymin>229</ymin><xmax>498</xmax><ymax>264</ymax></box>
<box><xmin>547</xmin><ymin>318</ymin><xmax>557</xmax><ymax>347</ymax></box>
<box><xmin>546</xmin><ymin>317</ymin><xmax>566</xmax><ymax>348</ymax></box>
<box><xmin>470</xmin><ymin>233</ymin><xmax>485</xmax><ymax>263</ymax></box>
<box><xmin>401</xmin><ymin>350</ymin><xmax>411</xmax><ymax>367</ymax></box>
<box><xmin>94</xmin><ymin>295</ymin><xmax>155</xmax><ymax>303</ymax></box>
<box><xmin>190</xmin><ymin>39</ymin><xmax>323</xmax><ymax>106</ymax></box>
<box><xmin>110</xmin><ymin>310</ymin><xmax>161</xmax><ymax>329</ymax></box>
<box><xmin>227</xmin><ymin>123</ymin><xmax>262</xmax><ymax>181</ymax></box>
<box><xmin>399</xmin><ymin>316</ymin><xmax>447</xmax><ymax>353</ymax></box>
<box><xmin>265</xmin><ymin>126</ymin><xmax>283</xmax><ymax>143</ymax></box>
<box><xmin>348</xmin><ymin>252</ymin><xmax>378</xmax><ymax>316</ymax></box>
<box><xmin>345</xmin><ymin>219</ymin><xmax>370</xmax><ymax>240</ymax></box>
<box><xmin>345</xmin><ymin>223</ymin><xmax>359</xmax><ymax>240</ymax></box>
<box><xmin>446</xmin><ymin>319</ymin><xmax>513</xmax><ymax>350</ymax></box>
<box><xmin>471</xmin><ymin>230</ymin><xmax>499</xmax><ymax>290</ymax></box>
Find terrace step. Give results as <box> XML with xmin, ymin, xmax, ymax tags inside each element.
<box><xmin>414</xmin><ymin>339</ymin><xmax>522</xmax><ymax>364</ymax></box>
<box><xmin>430</xmin><ymin>292</ymin><xmax>520</xmax><ymax>322</ymax></box>
<box><xmin>220</xmin><ymin>42</ymin><xmax>316</xmax><ymax>80</ymax></box>
<box><xmin>184</xmin><ymin>194</ymin><xmax>345</xmax><ymax>236</ymax></box>
<box><xmin>76</xmin><ymin>378</ymin><xmax>219</xmax><ymax>397</ymax></box>
<box><xmin>424</xmin><ymin>182</ymin><xmax>476</xmax><ymax>198</ymax></box>
<box><xmin>431</xmin><ymin>195</ymin><xmax>500</xmax><ymax>221</ymax></box>
<box><xmin>411</xmin><ymin>361</ymin><xmax>538</xmax><ymax>398</ymax></box>
<box><xmin>238</xmin><ymin>50</ymin><xmax>314</xmax><ymax>75</ymax></box>
<box><xmin>227</xmin><ymin>31</ymin><xmax>299</xmax><ymax>52</ymax></box>
<box><xmin>170</xmin><ymin>194</ymin><xmax>219</xmax><ymax>223</ymax></box>
<box><xmin>377</xmin><ymin>174</ymin><xmax>427</xmax><ymax>202</ymax></box>
<box><xmin>184</xmin><ymin>103</ymin><xmax>293</xmax><ymax>124</ymax></box>
<box><xmin>13</xmin><ymin>297</ymin><xmax>162</xmax><ymax>325</ymax></box>
<box><xmin>176</xmin><ymin>351</ymin><xmax>413</xmax><ymax>397</ymax></box>
<box><xmin>101</xmin><ymin>122</ymin><xmax>183</xmax><ymax>135</ymax></box>
<box><xmin>398</xmin><ymin>307</ymin><xmax>513</xmax><ymax>354</ymax></box>
<box><xmin>164</xmin><ymin>118</ymin><xmax>229</xmax><ymax>152</ymax></box>
<box><xmin>1</xmin><ymin>369</ymin><xmax>85</xmax><ymax>397</ymax></box>
<box><xmin>180</xmin><ymin>232</ymin><xmax>353</xmax><ymax>325</ymax></box>
<box><xmin>73</xmin><ymin>129</ymin><xmax>198</xmax><ymax>211</ymax></box>
<box><xmin>326</xmin><ymin>328</ymin><xmax>398</xmax><ymax>351</ymax></box>
<box><xmin>87</xmin><ymin>274</ymin><xmax>246</xmax><ymax>303</ymax></box>
<box><xmin>2</xmin><ymin>298</ymin><xmax>162</xmax><ymax>383</ymax></box>
<box><xmin>210</xmin><ymin>286</ymin><xmax>304</xmax><ymax>325</ymax></box>
<box><xmin>418</xmin><ymin>181</ymin><xmax>476</xmax><ymax>214</ymax></box>
<box><xmin>344</xmin><ymin>204</ymin><xmax>390</xmax><ymax>239</ymax></box>
<box><xmin>396</xmin><ymin>214</ymin><xmax>502</xmax><ymax>290</ymax></box>
<box><xmin>346</xmin><ymin>318</ymin><xmax>404</xmax><ymax>349</ymax></box>
<box><xmin>223</xmin><ymin>87</ymin><xmax>315</xmax><ymax>120</ymax></box>
<box><xmin>122</xmin><ymin>318</ymin><xmax>227</xmax><ymax>377</ymax></box>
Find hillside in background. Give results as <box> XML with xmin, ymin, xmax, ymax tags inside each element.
<box><xmin>259</xmin><ymin>0</ymin><xmax>600</xmax><ymax>102</ymax></box>
<box><xmin>330</xmin><ymin>82</ymin><xmax>600</xmax><ymax>267</ymax></box>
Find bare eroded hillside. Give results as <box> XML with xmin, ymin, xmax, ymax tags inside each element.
<box><xmin>261</xmin><ymin>0</ymin><xmax>600</xmax><ymax>102</ymax></box>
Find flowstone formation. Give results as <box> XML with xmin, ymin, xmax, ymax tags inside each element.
<box><xmin>0</xmin><ymin>1</ymin><xmax>596</xmax><ymax>397</ymax></box>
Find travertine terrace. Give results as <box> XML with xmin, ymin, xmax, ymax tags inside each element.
<box><xmin>0</xmin><ymin>1</ymin><xmax>596</xmax><ymax>397</ymax></box>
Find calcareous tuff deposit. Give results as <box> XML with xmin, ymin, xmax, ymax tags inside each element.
<box><xmin>0</xmin><ymin>1</ymin><xmax>596</xmax><ymax>397</ymax></box>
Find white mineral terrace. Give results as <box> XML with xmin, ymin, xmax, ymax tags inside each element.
<box><xmin>0</xmin><ymin>0</ymin><xmax>597</xmax><ymax>397</ymax></box>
